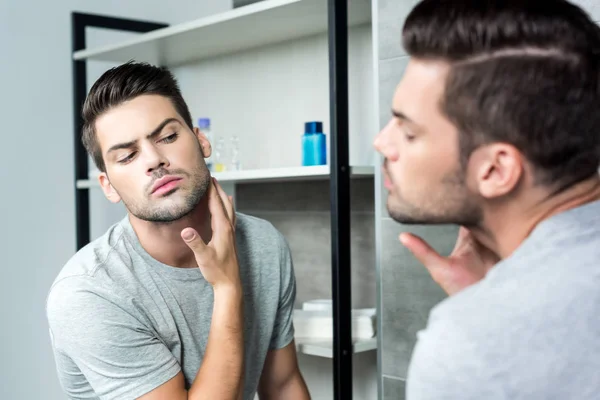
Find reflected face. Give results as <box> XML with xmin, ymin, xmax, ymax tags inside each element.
<box><xmin>95</xmin><ymin>95</ymin><xmax>211</xmax><ymax>222</ymax></box>
<box><xmin>373</xmin><ymin>59</ymin><xmax>481</xmax><ymax>226</ymax></box>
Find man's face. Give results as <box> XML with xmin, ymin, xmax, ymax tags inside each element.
<box><xmin>96</xmin><ymin>94</ymin><xmax>211</xmax><ymax>223</ymax></box>
<box><xmin>374</xmin><ymin>59</ymin><xmax>481</xmax><ymax>226</ymax></box>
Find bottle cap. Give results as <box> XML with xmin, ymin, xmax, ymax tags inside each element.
<box><xmin>304</xmin><ymin>121</ymin><xmax>323</xmax><ymax>134</ymax></box>
<box><xmin>198</xmin><ymin>118</ymin><xmax>211</xmax><ymax>129</ymax></box>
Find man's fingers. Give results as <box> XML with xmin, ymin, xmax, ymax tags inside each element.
<box><xmin>452</xmin><ymin>226</ymin><xmax>472</xmax><ymax>252</ymax></box>
<box><xmin>228</xmin><ymin>195</ymin><xmax>237</xmax><ymax>228</ymax></box>
<box><xmin>181</xmin><ymin>227</ymin><xmax>206</xmax><ymax>254</ymax></box>
<box><xmin>213</xmin><ymin>178</ymin><xmax>234</xmax><ymax>223</ymax></box>
<box><xmin>399</xmin><ymin>232</ymin><xmax>446</xmax><ymax>270</ymax></box>
<box><xmin>207</xmin><ymin>178</ymin><xmax>229</xmax><ymax>230</ymax></box>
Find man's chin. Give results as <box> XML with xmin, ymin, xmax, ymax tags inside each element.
<box><xmin>387</xmin><ymin>203</ymin><xmax>443</xmax><ymax>225</ymax></box>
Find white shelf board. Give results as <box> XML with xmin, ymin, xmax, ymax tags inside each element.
<box><xmin>295</xmin><ymin>337</ymin><xmax>377</xmax><ymax>358</ymax></box>
<box><xmin>73</xmin><ymin>0</ymin><xmax>372</xmax><ymax>67</ymax></box>
<box><xmin>76</xmin><ymin>165</ymin><xmax>374</xmax><ymax>189</ymax></box>
<box><xmin>212</xmin><ymin>165</ymin><xmax>374</xmax><ymax>183</ymax></box>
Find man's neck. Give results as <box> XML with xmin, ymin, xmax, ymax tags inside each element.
<box><xmin>471</xmin><ymin>175</ymin><xmax>600</xmax><ymax>260</ymax></box>
<box><xmin>129</xmin><ymin>197</ymin><xmax>212</xmax><ymax>268</ymax></box>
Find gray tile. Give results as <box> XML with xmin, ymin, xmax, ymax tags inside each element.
<box><xmin>573</xmin><ymin>0</ymin><xmax>600</xmax><ymax>22</ymax></box>
<box><xmin>378</xmin><ymin>57</ymin><xmax>409</xmax><ymax>130</ymax></box>
<box><xmin>383</xmin><ymin>376</ymin><xmax>406</xmax><ymax>400</ymax></box>
<box><xmin>236</xmin><ymin>178</ymin><xmax>375</xmax><ymax>213</ymax></box>
<box><xmin>350</xmin><ymin>212</ymin><xmax>377</xmax><ymax>308</ymax></box>
<box><xmin>246</xmin><ymin>211</ymin><xmax>376</xmax><ymax>309</ymax></box>
<box><xmin>376</xmin><ymin>56</ymin><xmax>409</xmax><ymax>214</ymax></box>
<box><xmin>380</xmin><ymin>218</ymin><xmax>458</xmax><ymax>378</ymax></box>
<box><xmin>378</xmin><ymin>0</ymin><xmax>420</xmax><ymax>60</ymax></box>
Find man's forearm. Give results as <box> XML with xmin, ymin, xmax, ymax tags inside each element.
<box><xmin>189</xmin><ymin>285</ymin><xmax>245</xmax><ymax>400</ymax></box>
<box><xmin>260</xmin><ymin>371</ymin><xmax>311</xmax><ymax>400</ymax></box>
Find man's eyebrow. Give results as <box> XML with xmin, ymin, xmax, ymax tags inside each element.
<box><xmin>391</xmin><ymin>109</ymin><xmax>414</xmax><ymax>123</ymax></box>
<box><xmin>105</xmin><ymin>118</ymin><xmax>181</xmax><ymax>155</ymax></box>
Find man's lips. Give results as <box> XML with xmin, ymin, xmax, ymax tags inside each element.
<box><xmin>151</xmin><ymin>176</ymin><xmax>182</xmax><ymax>195</ymax></box>
<box><xmin>384</xmin><ymin>176</ymin><xmax>393</xmax><ymax>190</ymax></box>
<box><xmin>382</xmin><ymin>166</ymin><xmax>393</xmax><ymax>190</ymax></box>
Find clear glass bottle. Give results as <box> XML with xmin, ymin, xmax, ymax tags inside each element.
<box><xmin>214</xmin><ymin>136</ymin><xmax>227</xmax><ymax>172</ymax></box>
<box><xmin>230</xmin><ymin>135</ymin><xmax>241</xmax><ymax>171</ymax></box>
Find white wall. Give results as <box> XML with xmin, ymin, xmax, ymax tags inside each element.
<box><xmin>0</xmin><ymin>0</ymin><xmax>377</xmax><ymax>399</ymax></box>
<box><xmin>0</xmin><ymin>1</ymin><xmax>231</xmax><ymax>399</ymax></box>
<box><xmin>175</xmin><ymin>23</ymin><xmax>375</xmax><ymax>170</ymax></box>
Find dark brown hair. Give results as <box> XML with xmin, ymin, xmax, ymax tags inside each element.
<box><xmin>403</xmin><ymin>0</ymin><xmax>600</xmax><ymax>189</ymax></box>
<box><xmin>81</xmin><ymin>61</ymin><xmax>194</xmax><ymax>172</ymax></box>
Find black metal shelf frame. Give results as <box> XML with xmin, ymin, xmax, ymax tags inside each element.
<box><xmin>71</xmin><ymin>12</ymin><xmax>168</xmax><ymax>250</ymax></box>
<box><xmin>71</xmin><ymin>0</ymin><xmax>353</xmax><ymax>397</ymax></box>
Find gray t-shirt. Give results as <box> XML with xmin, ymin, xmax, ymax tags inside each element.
<box><xmin>407</xmin><ymin>200</ymin><xmax>600</xmax><ymax>399</ymax></box>
<box><xmin>46</xmin><ymin>213</ymin><xmax>296</xmax><ymax>400</ymax></box>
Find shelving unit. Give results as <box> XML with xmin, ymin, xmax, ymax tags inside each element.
<box><xmin>71</xmin><ymin>1</ymin><xmax>372</xmax><ymax>398</ymax></box>
<box><xmin>73</xmin><ymin>0</ymin><xmax>371</xmax><ymax>66</ymax></box>
<box><xmin>76</xmin><ymin>165</ymin><xmax>374</xmax><ymax>188</ymax></box>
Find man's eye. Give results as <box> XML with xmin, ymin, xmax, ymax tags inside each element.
<box><xmin>117</xmin><ymin>152</ymin><xmax>136</xmax><ymax>164</ymax></box>
<box><xmin>161</xmin><ymin>133</ymin><xmax>178</xmax><ymax>143</ymax></box>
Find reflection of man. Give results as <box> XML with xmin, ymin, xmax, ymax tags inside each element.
<box><xmin>47</xmin><ymin>61</ymin><xmax>310</xmax><ymax>400</ymax></box>
<box><xmin>375</xmin><ymin>1</ymin><xmax>600</xmax><ymax>399</ymax></box>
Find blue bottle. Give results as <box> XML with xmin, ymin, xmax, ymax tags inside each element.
<box><xmin>302</xmin><ymin>121</ymin><xmax>327</xmax><ymax>166</ymax></box>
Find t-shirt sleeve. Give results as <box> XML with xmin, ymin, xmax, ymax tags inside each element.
<box><xmin>406</xmin><ymin>310</ymin><xmax>494</xmax><ymax>400</ymax></box>
<box><xmin>269</xmin><ymin>232</ymin><xmax>297</xmax><ymax>350</ymax></box>
<box><xmin>46</xmin><ymin>277</ymin><xmax>181</xmax><ymax>400</ymax></box>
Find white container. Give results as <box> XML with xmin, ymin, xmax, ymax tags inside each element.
<box><xmin>293</xmin><ymin>307</ymin><xmax>377</xmax><ymax>340</ymax></box>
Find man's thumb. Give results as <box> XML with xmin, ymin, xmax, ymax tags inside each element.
<box><xmin>181</xmin><ymin>228</ymin><xmax>205</xmax><ymax>252</ymax></box>
<box><xmin>399</xmin><ymin>233</ymin><xmax>444</xmax><ymax>268</ymax></box>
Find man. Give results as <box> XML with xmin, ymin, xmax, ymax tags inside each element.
<box><xmin>46</xmin><ymin>61</ymin><xmax>310</xmax><ymax>400</ymax></box>
<box><xmin>374</xmin><ymin>0</ymin><xmax>600</xmax><ymax>399</ymax></box>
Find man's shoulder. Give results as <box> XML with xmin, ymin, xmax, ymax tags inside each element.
<box><xmin>47</xmin><ymin>219</ymin><xmax>131</xmax><ymax>308</ymax></box>
<box><xmin>56</xmin><ymin>219</ymin><xmax>129</xmax><ymax>276</ymax></box>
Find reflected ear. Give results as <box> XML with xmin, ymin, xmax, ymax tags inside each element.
<box><xmin>98</xmin><ymin>172</ymin><xmax>121</xmax><ymax>204</ymax></box>
<box><xmin>473</xmin><ymin>144</ymin><xmax>523</xmax><ymax>199</ymax></box>
<box><xmin>194</xmin><ymin>127</ymin><xmax>212</xmax><ymax>158</ymax></box>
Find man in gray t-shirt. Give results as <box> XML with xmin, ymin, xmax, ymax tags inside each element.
<box><xmin>374</xmin><ymin>0</ymin><xmax>600</xmax><ymax>398</ymax></box>
<box><xmin>46</xmin><ymin>62</ymin><xmax>310</xmax><ymax>400</ymax></box>
<box><xmin>47</xmin><ymin>212</ymin><xmax>296</xmax><ymax>399</ymax></box>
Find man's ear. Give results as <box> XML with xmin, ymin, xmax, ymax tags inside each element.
<box><xmin>472</xmin><ymin>143</ymin><xmax>523</xmax><ymax>199</ymax></box>
<box><xmin>194</xmin><ymin>127</ymin><xmax>212</xmax><ymax>158</ymax></box>
<box><xmin>99</xmin><ymin>173</ymin><xmax>121</xmax><ymax>204</ymax></box>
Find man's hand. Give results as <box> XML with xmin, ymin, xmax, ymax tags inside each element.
<box><xmin>175</xmin><ymin>177</ymin><xmax>244</xmax><ymax>400</ymax></box>
<box><xmin>399</xmin><ymin>227</ymin><xmax>500</xmax><ymax>296</ymax></box>
<box><xmin>181</xmin><ymin>178</ymin><xmax>241</xmax><ymax>291</ymax></box>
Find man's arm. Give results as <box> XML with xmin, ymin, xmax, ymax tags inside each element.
<box><xmin>139</xmin><ymin>285</ymin><xmax>244</xmax><ymax>400</ymax></box>
<box><xmin>257</xmin><ymin>341</ymin><xmax>310</xmax><ymax>400</ymax></box>
<box><xmin>48</xmin><ymin>179</ymin><xmax>245</xmax><ymax>400</ymax></box>
<box><xmin>140</xmin><ymin>179</ymin><xmax>244</xmax><ymax>400</ymax></box>
<box><xmin>254</xmin><ymin>230</ymin><xmax>309</xmax><ymax>399</ymax></box>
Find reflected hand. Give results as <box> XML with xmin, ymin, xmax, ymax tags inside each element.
<box><xmin>400</xmin><ymin>227</ymin><xmax>500</xmax><ymax>296</ymax></box>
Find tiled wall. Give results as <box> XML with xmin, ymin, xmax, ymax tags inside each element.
<box><xmin>375</xmin><ymin>1</ymin><xmax>458</xmax><ymax>398</ymax></box>
<box><xmin>235</xmin><ymin>178</ymin><xmax>376</xmax><ymax>309</ymax></box>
